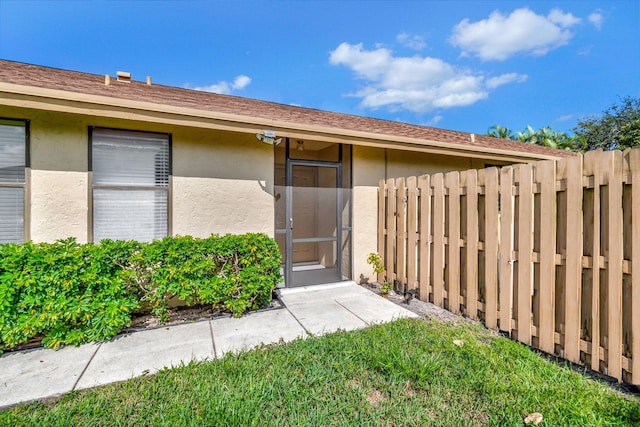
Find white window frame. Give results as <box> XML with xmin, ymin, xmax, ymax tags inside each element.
<box><xmin>89</xmin><ymin>127</ymin><xmax>172</xmax><ymax>242</ymax></box>
<box><xmin>0</xmin><ymin>118</ymin><xmax>29</xmax><ymax>243</ymax></box>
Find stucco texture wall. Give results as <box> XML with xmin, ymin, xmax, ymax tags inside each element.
<box><xmin>171</xmin><ymin>128</ymin><xmax>274</xmax><ymax>237</ymax></box>
<box><xmin>20</xmin><ymin>109</ymin><xmax>89</xmax><ymax>242</ymax></box>
<box><xmin>0</xmin><ymin>106</ymin><xmax>274</xmax><ymax>243</ymax></box>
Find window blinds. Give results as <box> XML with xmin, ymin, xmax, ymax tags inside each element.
<box><xmin>91</xmin><ymin>128</ymin><xmax>169</xmax><ymax>242</ymax></box>
<box><xmin>0</xmin><ymin>120</ymin><xmax>26</xmax><ymax>243</ymax></box>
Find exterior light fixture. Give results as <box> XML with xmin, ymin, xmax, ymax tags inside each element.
<box><xmin>297</xmin><ymin>140</ymin><xmax>304</xmax><ymax>151</ymax></box>
<box><xmin>256</xmin><ymin>130</ymin><xmax>282</xmax><ymax>146</ymax></box>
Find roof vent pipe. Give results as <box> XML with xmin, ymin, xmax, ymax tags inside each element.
<box><xmin>146</xmin><ymin>76</ymin><xmax>152</xmax><ymax>85</ymax></box>
<box><xmin>116</xmin><ymin>71</ymin><xmax>131</xmax><ymax>82</ymax></box>
<box><xmin>104</xmin><ymin>75</ymin><xmax>111</xmax><ymax>86</ymax></box>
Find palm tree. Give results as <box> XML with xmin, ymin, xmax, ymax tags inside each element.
<box><xmin>515</xmin><ymin>125</ymin><xmax>581</xmax><ymax>151</ymax></box>
<box><xmin>486</xmin><ymin>125</ymin><xmax>514</xmax><ymax>139</ymax></box>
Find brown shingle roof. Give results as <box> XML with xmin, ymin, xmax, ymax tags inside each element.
<box><xmin>0</xmin><ymin>59</ymin><xmax>575</xmax><ymax>158</ymax></box>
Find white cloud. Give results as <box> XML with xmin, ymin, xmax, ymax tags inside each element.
<box><xmin>231</xmin><ymin>75</ymin><xmax>251</xmax><ymax>90</ymax></box>
<box><xmin>553</xmin><ymin>114</ymin><xmax>575</xmax><ymax>123</ymax></box>
<box><xmin>486</xmin><ymin>73</ymin><xmax>528</xmax><ymax>89</ymax></box>
<box><xmin>396</xmin><ymin>32</ymin><xmax>426</xmax><ymax>50</ymax></box>
<box><xmin>548</xmin><ymin>8</ymin><xmax>581</xmax><ymax>27</ymax></box>
<box><xmin>329</xmin><ymin>42</ymin><xmax>527</xmax><ymax>113</ymax></box>
<box><xmin>189</xmin><ymin>74</ymin><xmax>252</xmax><ymax>94</ymax></box>
<box><xmin>449</xmin><ymin>8</ymin><xmax>581</xmax><ymax>61</ymax></box>
<box><xmin>425</xmin><ymin>115</ymin><xmax>443</xmax><ymax>126</ymax></box>
<box><xmin>578</xmin><ymin>46</ymin><xmax>593</xmax><ymax>56</ymax></box>
<box><xmin>588</xmin><ymin>11</ymin><xmax>604</xmax><ymax>30</ymax></box>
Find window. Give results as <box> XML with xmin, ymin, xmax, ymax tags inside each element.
<box><xmin>0</xmin><ymin>119</ymin><xmax>27</xmax><ymax>243</ymax></box>
<box><xmin>90</xmin><ymin>128</ymin><xmax>170</xmax><ymax>242</ymax></box>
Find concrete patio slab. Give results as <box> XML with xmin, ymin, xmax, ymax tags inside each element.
<box><xmin>75</xmin><ymin>321</ymin><xmax>213</xmax><ymax>390</ymax></box>
<box><xmin>284</xmin><ymin>299</ymin><xmax>367</xmax><ymax>335</ymax></box>
<box><xmin>279</xmin><ymin>281</ymin><xmax>416</xmax><ymax>334</ymax></box>
<box><xmin>0</xmin><ymin>343</ymin><xmax>99</xmax><ymax>408</ymax></box>
<box><xmin>278</xmin><ymin>281</ymin><xmax>368</xmax><ymax>305</ymax></box>
<box><xmin>335</xmin><ymin>286</ymin><xmax>419</xmax><ymax>325</ymax></box>
<box><xmin>211</xmin><ymin>308</ymin><xmax>307</xmax><ymax>356</ymax></box>
<box><xmin>335</xmin><ymin>292</ymin><xmax>419</xmax><ymax>325</ymax></box>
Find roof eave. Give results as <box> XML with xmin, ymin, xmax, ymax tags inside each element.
<box><xmin>0</xmin><ymin>82</ymin><xmax>564</xmax><ymax>163</ymax></box>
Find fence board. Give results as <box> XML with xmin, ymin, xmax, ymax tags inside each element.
<box><xmin>499</xmin><ymin>166</ymin><xmax>514</xmax><ymax>332</ymax></box>
<box><xmin>560</xmin><ymin>155</ymin><xmax>583</xmax><ymax>364</ymax></box>
<box><xmin>432</xmin><ymin>173</ymin><xmax>445</xmax><ymax>306</ymax></box>
<box><xmin>378</xmin><ymin>179</ymin><xmax>386</xmax><ymax>283</ymax></box>
<box><xmin>461</xmin><ymin>170</ymin><xmax>479</xmax><ymax>319</ymax></box>
<box><xmin>584</xmin><ymin>150</ymin><xmax>602</xmax><ymax>372</ymax></box>
<box><xmin>606</xmin><ymin>151</ymin><xmax>624</xmax><ymax>380</ymax></box>
<box><xmin>396</xmin><ymin>177</ymin><xmax>407</xmax><ymax>293</ymax></box>
<box><xmin>537</xmin><ymin>160</ymin><xmax>557</xmax><ymax>354</ymax></box>
<box><xmin>418</xmin><ymin>175</ymin><xmax>432</xmax><ymax>302</ymax></box>
<box><xmin>446</xmin><ymin>172</ymin><xmax>461</xmax><ymax>314</ymax></box>
<box><xmin>481</xmin><ymin>168</ymin><xmax>499</xmax><ymax>329</ymax></box>
<box><xmin>515</xmin><ymin>164</ymin><xmax>534</xmax><ymax>345</ymax></box>
<box><xmin>629</xmin><ymin>149</ymin><xmax>640</xmax><ymax>385</ymax></box>
<box><xmin>407</xmin><ymin>176</ymin><xmax>418</xmax><ymax>291</ymax></box>
<box><xmin>385</xmin><ymin>178</ymin><xmax>396</xmax><ymax>285</ymax></box>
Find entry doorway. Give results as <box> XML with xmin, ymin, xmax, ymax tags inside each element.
<box><xmin>274</xmin><ymin>140</ymin><xmax>352</xmax><ymax>287</ymax></box>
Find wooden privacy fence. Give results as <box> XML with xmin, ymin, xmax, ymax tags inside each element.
<box><xmin>378</xmin><ymin>148</ymin><xmax>640</xmax><ymax>384</ymax></box>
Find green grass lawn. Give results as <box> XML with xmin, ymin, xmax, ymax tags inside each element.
<box><xmin>1</xmin><ymin>318</ymin><xmax>638</xmax><ymax>426</ymax></box>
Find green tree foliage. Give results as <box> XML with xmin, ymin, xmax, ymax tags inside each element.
<box><xmin>486</xmin><ymin>125</ymin><xmax>582</xmax><ymax>151</ymax></box>
<box><xmin>486</xmin><ymin>125</ymin><xmax>514</xmax><ymax>139</ymax></box>
<box><xmin>573</xmin><ymin>97</ymin><xmax>640</xmax><ymax>151</ymax></box>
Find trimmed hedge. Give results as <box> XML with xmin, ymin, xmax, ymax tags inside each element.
<box><xmin>0</xmin><ymin>233</ymin><xmax>281</xmax><ymax>352</ymax></box>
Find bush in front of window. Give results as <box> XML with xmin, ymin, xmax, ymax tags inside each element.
<box><xmin>0</xmin><ymin>234</ymin><xmax>282</xmax><ymax>352</ymax></box>
<box><xmin>120</xmin><ymin>234</ymin><xmax>282</xmax><ymax>323</ymax></box>
<box><xmin>0</xmin><ymin>238</ymin><xmax>140</xmax><ymax>350</ymax></box>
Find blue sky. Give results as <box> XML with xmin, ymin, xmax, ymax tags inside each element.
<box><xmin>1</xmin><ymin>0</ymin><xmax>638</xmax><ymax>135</ymax></box>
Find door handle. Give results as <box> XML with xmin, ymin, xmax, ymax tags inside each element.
<box><xmin>290</xmin><ymin>217</ymin><xmax>293</xmax><ymax>230</ymax></box>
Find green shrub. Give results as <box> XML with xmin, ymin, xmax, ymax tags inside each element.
<box><xmin>121</xmin><ymin>234</ymin><xmax>281</xmax><ymax>321</ymax></box>
<box><xmin>0</xmin><ymin>238</ymin><xmax>139</xmax><ymax>350</ymax></box>
<box><xmin>0</xmin><ymin>234</ymin><xmax>282</xmax><ymax>352</ymax></box>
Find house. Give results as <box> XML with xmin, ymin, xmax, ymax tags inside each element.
<box><xmin>0</xmin><ymin>60</ymin><xmax>573</xmax><ymax>288</ymax></box>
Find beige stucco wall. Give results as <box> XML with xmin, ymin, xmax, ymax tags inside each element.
<box><xmin>30</xmin><ymin>170</ymin><xmax>89</xmax><ymax>242</ymax></box>
<box><xmin>352</xmin><ymin>146</ymin><xmax>386</xmax><ymax>284</ymax></box>
<box><xmin>0</xmin><ymin>106</ymin><xmax>274</xmax><ymax>243</ymax></box>
<box><xmin>25</xmin><ymin>110</ymin><xmax>90</xmax><ymax>242</ymax></box>
<box><xmin>171</xmin><ymin>128</ymin><xmax>274</xmax><ymax>237</ymax></box>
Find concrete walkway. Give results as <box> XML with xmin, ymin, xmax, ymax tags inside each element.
<box><xmin>0</xmin><ymin>281</ymin><xmax>417</xmax><ymax>410</ymax></box>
